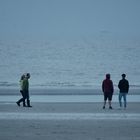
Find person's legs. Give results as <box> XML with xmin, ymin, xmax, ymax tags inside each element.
<box><xmin>108</xmin><ymin>100</ymin><xmax>112</xmax><ymax>109</ymax></box>
<box><xmin>103</xmin><ymin>94</ymin><xmax>107</xmax><ymax>109</ymax></box>
<box><xmin>16</xmin><ymin>90</ymin><xmax>25</xmax><ymax>106</ymax></box>
<box><xmin>122</xmin><ymin>93</ymin><xmax>127</xmax><ymax>108</ymax></box>
<box><xmin>27</xmin><ymin>99</ymin><xmax>32</xmax><ymax>107</ymax></box>
<box><xmin>26</xmin><ymin>90</ymin><xmax>32</xmax><ymax>107</ymax></box>
<box><xmin>119</xmin><ymin>93</ymin><xmax>122</xmax><ymax>107</ymax></box>
<box><xmin>103</xmin><ymin>101</ymin><xmax>106</xmax><ymax>109</ymax></box>
<box><xmin>108</xmin><ymin>94</ymin><xmax>113</xmax><ymax>109</ymax></box>
<box><xmin>20</xmin><ymin>90</ymin><xmax>26</xmax><ymax>107</ymax></box>
<box><xmin>16</xmin><ymin>98</ymin><xmax>24</xmax><ymax>106</ymax></box>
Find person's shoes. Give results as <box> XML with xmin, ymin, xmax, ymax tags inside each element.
<box><xmin>23</xmin><ymin>103</ymin><xmax>27</xmax><ymax>107</ymax></box>
<box><xmin>27</xmin><ymin>105</ymin><xmax>32</xmax><ymax>107</ymax></box>
<box><xmin>109</xmin><ymin>106</ymin><xmax>113</xmax><ymax>109</ymax></box>
<box><xmin>16</xmin><ymin>102</ymin><xmax>20</xmax><ymax>106</ymax></box>
<box><xmin>103</xmin><ymin>106</ymin><xmax>105</xmax><ymax>109</ymax></box>
<box><xmin>27</xmin><ymin>100</ymin><xmax>32</xmax><ymax>107</ymax></box>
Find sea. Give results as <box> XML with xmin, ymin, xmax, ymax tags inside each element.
<box><xmin>0</xmin><ymin>37</ymin><xmax>140</xmax><ymax>89</ymax></box>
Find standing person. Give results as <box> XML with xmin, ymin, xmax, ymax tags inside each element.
<box><xmin>102</xmin><ymin>74</ymin><xmax>114</xmax><ymax>109</ymax></box>
<box><xmin>16</xmin><ymin>74</ymin><xmax>26</xmax><ymax>107</ymax></box>
<box><xmin>23</xmin><ymin>73</ymin><xmax>32</xmax><ymax>107</ymax></box>
<box><xmin>118</xmin><ymin>74</ymin><xmax>129</xmax><ymax>109</ymax></box>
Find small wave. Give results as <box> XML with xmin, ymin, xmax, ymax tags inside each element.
<box><xmin>0</xmin><ymin>82</ymin><xmax>18</xmax><ymax>87</ymax></box>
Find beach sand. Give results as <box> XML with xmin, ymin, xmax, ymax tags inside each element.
<box><xmin>0</xmin><ymin>88</ymin><xmax>140</xmax><ymax>140</ymax></box>
<box><xmin>0</xmin><ymin>102</ymin><xmax>140</xmax><ymax>140</ymax></box>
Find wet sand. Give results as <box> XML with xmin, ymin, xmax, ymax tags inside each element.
<box><xmin>0</xmin><ymin>119</ymin><xmax>140</xmax><ymax>140</ymax></box>
<box><xmin>0</xmin><ymin>88</ymin><xmax>140</xmax><ymax>140</ymax></box>
<box><xmin>0</xmin><ymin>102</ymin><xmax>140</xmax><ymax>140</ymax></box>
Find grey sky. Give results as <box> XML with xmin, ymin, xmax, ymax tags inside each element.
<box><xmin>0</xmin><ymin>0</ymin><xmax>140</xmax><ymax>41</ymax></box>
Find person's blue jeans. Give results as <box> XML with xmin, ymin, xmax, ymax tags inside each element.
<box><xmin>119</xmin><ymin>92</ymin><xmax>127</xmax><ymax>108</ymax></box>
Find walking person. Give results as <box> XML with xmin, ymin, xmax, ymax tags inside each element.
<box><xmin>23</xmin><ymin>73</ymin><xmax>32</xmax><ymax>107</ymax></box>
<box><xmin>16</xmin><ymin>73</ymin><xmax>32</xmax><ymax>107</ymax></box>
<box><xmin>118</xmin><ymin>74</ymin><xmax>129</xmax><ymax>109</ymax></box>
<box><xmin>16</xmin><ymin>74</ymin><xmax>26</xmax><ymax>107</ymax></box>
<box><xmin>102</xmin><ymin>74</ymin><xmax>114</xmax><ymax>109</ymax></box>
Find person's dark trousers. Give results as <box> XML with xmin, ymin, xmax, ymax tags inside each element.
<box><xmin>27</xmin><ymin>99</ymin><xmax>32</xmax><ymax>107</ymax></box>
<box><xmin>16</xmin><ymin>98</ymin><xmax>24</xmax><ymax>106</ymax></box>
<box><xmin>20</xmin><ymin>90</ymin><xmax>26</xmax><ymax>107</ymax></box>
<box><xmin>16</xmin><ymin>92</ymin><xmax>26</xmax><ymax>107</ymax></box>
<box><xmin>25</xmin><ymin>90</ymin><xmax>32</xmax><ymax>107</ymax></box>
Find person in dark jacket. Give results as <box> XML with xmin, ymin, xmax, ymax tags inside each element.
<box><xmin>102</xmin><ymin>74</ymin><xmax>114</xmax><ymax>109</ymax></box>
<box><xmin>118</xmin><ymin>74</ymin><xmax>129</xmax><ymax>109</ymax></box>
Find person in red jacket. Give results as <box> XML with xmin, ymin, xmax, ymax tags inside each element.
<box><xmin>102</xmin><ymin>74</ymin><xmax>114</xmax><ymax>109</ymax></box>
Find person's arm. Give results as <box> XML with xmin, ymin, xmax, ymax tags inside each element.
<box><xmin>118</xmin><ymin>81</ymin><xmax>121</xmax><ymax>90</ymax></box>
<box><xmin>102</xmin><ymin>81</ymin><xmax>104</xmax><ymax>93</ymax></box>
<box><xmin>111</xmin><ymin>81</ymin><xmax>114</xmax><ymax>94</ymax></box>
<box><xmin>127</xmin><ymin>80</ymin><xmax>129</xmax><ymax>93</ymax></box>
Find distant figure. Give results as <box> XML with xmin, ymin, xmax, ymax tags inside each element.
<box><xmin>16</xmin><ymin>73</ymin><xmax>32</xmax><ymax>107</ymax></box>
<box><xmin>16</xmin><ymin>74</ymin><xmax>26</xmax><ymax>107</ymax></box>
<box><xmin>118</xmin><ymin>74</ymin><xmax>129</xmax><ymax>109</ymax></box>
<box><xmin>102</xmin><ymin>74</ymin><xmax>114</xmax><ymax>109</ymax></box>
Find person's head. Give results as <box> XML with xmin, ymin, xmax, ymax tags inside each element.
<box><xmin>122</xmin><ymin>74</ymin><xmax>126</xmax><ymax>79</ymax></box>
<box><xmin>21</xmin><ymin>74</ymin><xmax>25</xmax><ymax>80</ymax></box>
<box><xmin>106</xmin><ymin>74</ymin><xmax>110</xmax><ymax>79</ymax></box>
<box><xmin>26</xmin><ymin>73</ymin><xmax>30</xmax><ymax>79</ymax></box>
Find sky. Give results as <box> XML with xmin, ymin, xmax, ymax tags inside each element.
<box><xmin>0</xmin><ymin>0</ymin><xmax>140</xmax><ymax>42</ymax></box>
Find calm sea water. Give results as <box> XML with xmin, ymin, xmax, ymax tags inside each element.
<box><xmin>0</xmin><ymin>38</ymin><xmax>140</xmax><ymax>89</ymax></box>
